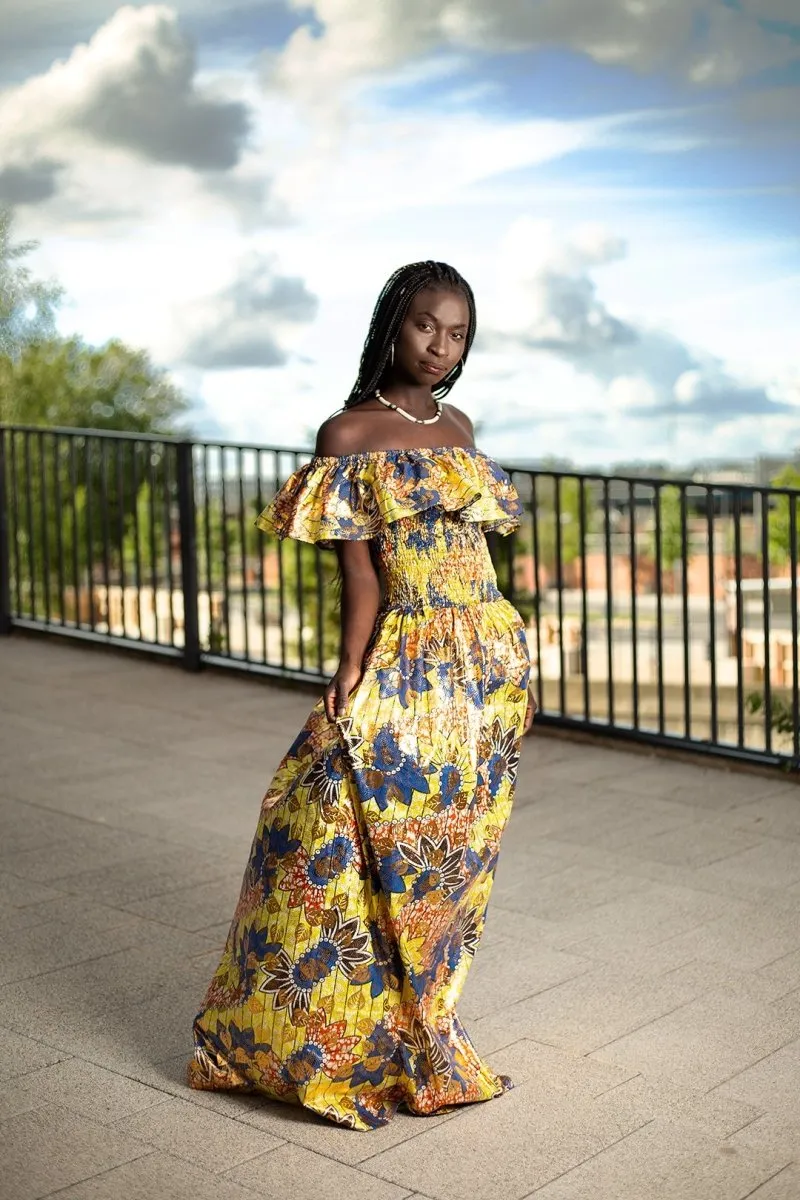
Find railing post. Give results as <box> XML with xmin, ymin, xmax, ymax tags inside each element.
<box><xmin>0</xmin><ymin>428</ymin><xmax>12</xmax><ymax>636</ymax></box>
<box><xmin>176</xmin><ymin>440</ymin><xmax>200</xmax><ymax>671</ymax></box>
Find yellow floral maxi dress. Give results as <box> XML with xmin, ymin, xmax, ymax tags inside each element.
<box><xmin>188</xmin><ymin>445</ymin><xmax>531</xmax><ymax>1131</ymax></box>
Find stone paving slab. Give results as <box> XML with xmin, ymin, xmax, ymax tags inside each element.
<box><xmin>0</xmin><ymin>1031</ymin><xmax>69</xmax><ymax>1083</ymax></box>
<box><xmin>0</xmin><ymin>1058</ymin><xmax>168</xmax><ymax>1126</ymax></box>
<box><xmin>130</xmin><ymin>1052</ymin><xmax>462</xmax><ymax>1166</ymax></box>
<box><xmin>521</xmin><ymin>1113</ymin><xmax>788</xmax><ymax>1200</ymax></box>
<box><xmin>117</xmin><ymin>1096</ymin><xmax>286</xmax><ymax>1174</ymax></box>
<box><xmin>0</xmin><ymin>1106</ymin><xmax>150</xmax><ymax>1200</ymax></box>
<box><xmin>745</xmin><ymin>1164</ymin><xmax>800</xmax><ymax>1199</ymax></box>
<box><xmin>226</xmin><ymin>1141</ymin><xmax>412</xmax><ymax>1200</ymax></box>
<box><xmin>23</xmin><ymin>1152</ymin><xmax>259</xmax><ymax>1200</ymax></box>
<box><xmin>2</xmin><ymin>636</ymin><xmax>799</xmax><ymax>1199</ymax></box>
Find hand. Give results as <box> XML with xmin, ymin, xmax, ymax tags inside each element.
<box><xmin>522</xmin><ymin>685</ymin><xmax>538</xmax><ymax>735</ymax></box>
<box><xmin>323</xmin><ymin>664</ymin><xmax>363</xmax><ymax>723</ymax></box>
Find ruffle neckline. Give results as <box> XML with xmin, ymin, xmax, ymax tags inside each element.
<box><xmin>308</xmin><ymin>444</ymin><xmax>481</xmax><ymax>464</ymax></box>
<box><xmin>255</xmin><ymin>445</ymin><xmax>522</xmax><ymax>549</ymax></box>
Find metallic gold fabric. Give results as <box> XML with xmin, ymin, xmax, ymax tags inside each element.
<box><xmin>189</xmin><ymin>447</ymin><xmax>531</xmax><ymax>1130</ymax></box>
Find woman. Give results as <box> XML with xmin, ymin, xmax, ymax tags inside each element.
<box><xmin>188</xmin><ymin>260</ymin><xmax>537</xmax><ymax>1131</ymax></box>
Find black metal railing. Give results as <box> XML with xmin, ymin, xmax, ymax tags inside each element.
<box><xmin>1</xmin><ymin>424</ymin><xmax>798</xmax><ymax>772</ymax></box>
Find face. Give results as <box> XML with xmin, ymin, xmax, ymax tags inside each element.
<box><xmin>393</xmin><ymin>287</ymin><xmax>470</xmax><ymax>386</ymax></box>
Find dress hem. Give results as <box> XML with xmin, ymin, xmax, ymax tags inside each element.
<box><xmin>186</xmin><ymin>1053</ymin><xmax>514</xmax><ymax>1131</ymax></box>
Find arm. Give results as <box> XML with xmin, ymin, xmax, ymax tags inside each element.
<box><xmin>333</xmin><ymin>537</ymin><xmax>381</xmax><ymax>677</ymax></box>
<box><xmin>315</xmin><ymin>416</ymin><xmax>382</xmax><ymax>721</ymax></box>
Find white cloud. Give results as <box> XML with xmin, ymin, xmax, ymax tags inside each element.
<box><xmin>687</xmin><ymin>4</ymin><xmax>796</xmax><ymax>85</ymax></box>
<box><xmin>0</xmin><ymin>6</ymin><xmax>249</xmax><ymax>174</ymax></box>
<box><xmin>0</xmin><ymin>8</ymin><xmax>285</xmax><ymax>243</ymax></box>
<box><xmin>175</xmin><ymin>211</ymin><xmax>797</xmax><ymax>466</ymax></box>
<box><xmin>706</xmin><ymin>414</ymin><xmax>800</xmax><ymax>458</ymax></box>
<box><xmin>178</xmin><ymin>255</ymin><xmax>318</xmax><ymax>369</ymax></box>
<box><xmin>479</xmin><ymin>218</ymin><xmax>794</xmax><ymax>444</ymax></box>
<box><xmin>607</xmin><ymin>375</ymin><xmax>659</xmax><ymax>411</ymax></box>
<box><xmin>0</xmin><ymin>160</ymin><xmax>63</xmax><ymax>206</ymax></box>
<box><xmin>484</xmin><ymin>217</ymin><xmax>634</xmax><ymax>351</ymax></box>
<box><xmin>269</xmin><ymin>108</ymin><xmax>607</xmax><ymax>224</ymax></box>
<box><xmin>6</xmin><ymin>0</ymin><xmax>796</xmax><ymax>94</ymax></box>
<box><xmin>194</xmin><ymin>361</ymin><xmax>329</xmax><ymax>446</ymax></box>
<box><xmin>271</xmin><ymin>0</ymin><xmax>799</xmax><ymax>101</ymax></box>
<box><xmin>734</xmin><ymin>84</ymin><xmax>800</xmax><ymax>135</ymax></box>
<box><xmin>0</xmin><ymin>0</ymin><xmax>278</xmax><ymax>78</ymax></box>
<box><xmin>739</xmin><ymin>0</ymin><xmax>800</xmax><ymax>19</ymax></box>
<box><xmin>2</xmin><ymin>3</ymin><xmax>794</xmax><ymax>472</ymax></box>
<box><xmin>674</xmin><ymin>368</ymin><xmax>707</xmax><ymax>405</ymax></box>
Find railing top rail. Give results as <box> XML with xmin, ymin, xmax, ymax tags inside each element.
<box><xmin>0</xmin><ymin>423</ymin><xmax>180</xmax><ymax>445</ymax></box>
<box><xmin>1</xmin><ymin>424</ymin><xmax>798</xmax><ymax>496</ymax></box>
<box><xmin>505</xmin><ymin>465</ymin><xmax>800</xmax><ymax>495</ymax></box>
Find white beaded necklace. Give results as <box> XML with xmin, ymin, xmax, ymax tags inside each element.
<box><xmin>375</xmin><ymin>389</ymin><xmax>442</xmax><ymax>425</ymax></box>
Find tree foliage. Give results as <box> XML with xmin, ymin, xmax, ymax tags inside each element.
<box><xmin>0</xmin><ymin>209</ymin><xmax>62</xmax><ymax>358</ymax></box>
<box><xmin>0</xmin><ymin>336</ymin><xmax>189</xmax><ymax>433</ymax></box>
<box><xmin>534</xmin><ymin>474</ymin><xmax>597</xmax><ymax>576</ymax></box>
<box><xmin>652</xmin><ymin>484</ymin><xmax>685</xmax><ymax>571</ymax></box>
<box><xmin>257</xmin><ymin>531</ymin><xmax>342</xmax><ymax>664</ymax></box>
<box><xmin>5</xmin><ymin>431</ymin><xmax>174</xmax><ymax>613</ymax></box>
<box><xmin>768</xmin><ymin>465</ymin><xmax>800</xmax><ymax>568</ymax></box>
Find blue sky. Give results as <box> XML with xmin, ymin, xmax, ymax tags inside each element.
<box><xmin>1</xmin><ymin>0</ymin><xmax>798</xmax><ymax>466</ymax></box>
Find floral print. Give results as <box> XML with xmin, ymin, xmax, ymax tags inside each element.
<box><xmin>189</xmin><ymin>446</ymin><xmax>530</xmax><ymax>1130</ymax></box>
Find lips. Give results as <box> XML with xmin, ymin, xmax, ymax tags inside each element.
<box><xmin>420</xmin><ymin>361</ymin><xmax>446</xmax><ymax>375</ymax></box>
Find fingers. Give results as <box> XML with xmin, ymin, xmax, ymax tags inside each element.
<box><xmin>323</xmin><ymin>680</ymin><xmax>350</xmax><ymax>723</ymax></box>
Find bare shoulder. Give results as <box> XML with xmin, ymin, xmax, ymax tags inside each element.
<box><xmin>314</xmin><ymin>409</ymin><xmax>373</xmax><ymax>457</ymax></box>
<box><xmin>443</xmin><ymin>403</ymin><xmax>475</xmax><ymax>445</ymax></box>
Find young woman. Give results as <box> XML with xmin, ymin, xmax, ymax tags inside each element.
<box><xmin>188</xmin><ymin>260</ymin><xmax>537</xmax><ymax>1131</ymax></box>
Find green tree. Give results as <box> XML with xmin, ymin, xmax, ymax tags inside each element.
<box><xmin>6</xmin><ymin>432</ymin><xmax>175</xmax><ymax>621</ymax></box>
<box><xmin>2</xmin><ymin>335</ymin><xmax>190</xmax><ymax>618</ymax></box>
<box><xmin>190</xmin><ymin>488</ymin><xmax>340</xmax><ymax>664</ymax></box>
<box><xmin>646</xmin><ymin>484</ymin><xmax>687</xmax><ymax>591</ymax></box>
<box><xmin>534</xmin><ymin>474</ymin><xmax>597</xmax><ymax>581</ymax></box>
<box><xmin>121</xmin><ymin>480</ymin><xmax>170</xmax><ymax>582</ymax></box>
<box><xmin>654</xmin><ymin>485</ymin><xmax>684</xmax><ymax>571</ymax></box>
<box><xmin>0</xmin><ymin>336</ymin><xmax>188</xmax><ymax>433</ymax></box>
<box><xmin>0</xmin><ymin>225</ymin><xmax>193</xmax><ymax>629</ymax></box>
<box><xmin>488</xmin><ymin>526</ymin><xmax>538</xmax><ymax>622</ymax></box>
<box><xmin>0</xmin><ymin>209</ymin><xmax>62</xmax><ymax>358</ymax></box>
<box><xmin>265</xmin><ymin>534</ymin><xmax>342</xmax><ymax>665</ymax></box>
<box><xmin>768</xmin><ymin>465</ymin><xmax>800</xmax><ymax>568</ymax></box>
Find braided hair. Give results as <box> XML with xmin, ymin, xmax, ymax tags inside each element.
<box><xmin>344</xmin><ymin>261</ymin><xmax>477</xmax><ymax>409</ymax></box>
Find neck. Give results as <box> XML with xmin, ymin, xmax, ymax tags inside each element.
<box><xmin>380</xmin><ymin>378</ymin><xmax>438</xmax><ymax>417</ymax></box>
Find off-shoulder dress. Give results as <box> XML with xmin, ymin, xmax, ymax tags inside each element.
<box><xmin>188</xmin><ymin>445</ymin><xmax>531</xmax><ymax>1131</ymax></box>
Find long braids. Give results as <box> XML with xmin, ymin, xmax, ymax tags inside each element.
<box><xmin>345</xmin><ymin>261</ymin><xmax>477</xmax><ymax>409</ymax></box>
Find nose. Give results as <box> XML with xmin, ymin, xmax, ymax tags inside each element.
<box><xmin>427</xmin><ymin>330</ymin><xmax>448</xmax><ymax>358</ymax></box>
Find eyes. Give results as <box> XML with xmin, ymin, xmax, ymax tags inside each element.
<box><xmin>417</xmin><ymin>322</ymin><xmax>465</xmax><ymax>341</ymax></box>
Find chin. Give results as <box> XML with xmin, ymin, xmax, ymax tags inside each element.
<box><xmin>413</xmin><ymin>370</ymin><xmax>445</xmax><ymax>386</ymax></box>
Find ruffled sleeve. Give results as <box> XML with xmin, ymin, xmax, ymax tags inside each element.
<box><xmin>254</xmin><ymin>458</ymin><xmax>380</xmax><ymax>550</ymax></box>
<box><xmin>254</xmin><ymin>447</ymin><xmax>522</xmax><ymax>549</ymax></box>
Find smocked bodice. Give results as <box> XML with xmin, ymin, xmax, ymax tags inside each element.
<box><xmin>255</xmin><ymin>445</ymin><xmax>522</xmax><ymax>612</ymax></box>
<box><xmin>370</xmin><ymin>508</ymin><xmax>502</xmax><ymax>610</ymax></box>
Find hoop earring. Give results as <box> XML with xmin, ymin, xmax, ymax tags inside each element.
<box><xmin>389</xmin><ymin>343</ymin><xmax>395</xmax><ymax>367</ymax></box>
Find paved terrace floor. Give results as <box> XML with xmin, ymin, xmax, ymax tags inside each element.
<box><xmin>1</xmin><ymin>637</ymin><xmax>800</xmax><ymax>1200</ymax></box>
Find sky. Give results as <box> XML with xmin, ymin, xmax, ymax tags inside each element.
<box><xmin>2</xmin><ymin>0</ymin><xmax>799</xmax><ymax>467</ymax></box>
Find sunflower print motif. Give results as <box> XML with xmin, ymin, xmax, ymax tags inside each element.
<box><xmin>189</xmin><ymin>446</ymin><xmax>530</xmax><ymax>1130</ymax></box>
